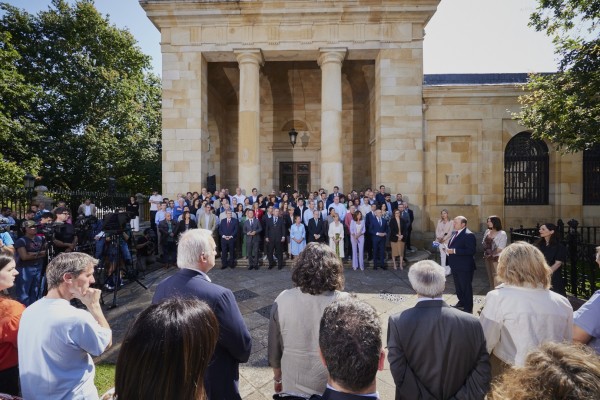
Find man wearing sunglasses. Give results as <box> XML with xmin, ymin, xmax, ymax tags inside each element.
<box><xmin>53</xmin><ymin>207</ymin><xmax>77</xmax><ymax>254</ymax></box>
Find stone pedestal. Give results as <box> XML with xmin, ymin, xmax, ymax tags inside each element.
<box><xmin>318</xmin><ymin>48</ymin><xmax>346</xmax><ymax>191</ymax></box>
<box><xmin>236</xmin><ymin>49</ymin><xmax>264</xmax><ymax>192</ymax></box>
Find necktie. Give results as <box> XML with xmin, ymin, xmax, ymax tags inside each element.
<box><xmin>227</xmin><ymin>219</ymin><xmax>230</xmax><ymax>225</ymax></box>
<box><xmin>378</xmin><ymin>217</ymin><xmax>381</xmax><ymax>225</ymax></box>
<box><xmin>449</xmin><ymin>231</ymin><xmax>458</xmax><ymax>246</ymax></box>
<box><xmin>274</xmin><ymin>217</ymin><xmax>277</xmax><ymax>224</ymax></box>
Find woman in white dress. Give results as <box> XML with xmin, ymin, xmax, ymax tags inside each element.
<box><xmin>328</xmin><ymin>213</ymin><xmax>344</xmax><ymax>258</ymax></box>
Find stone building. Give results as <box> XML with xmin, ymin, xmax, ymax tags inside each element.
<box><xmin>140</xmin><ymin>0</ymin><xmax>599</xmax><ymax>244</ymax></box>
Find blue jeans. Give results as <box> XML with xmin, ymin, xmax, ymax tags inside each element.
<box><xmin>16</xmin><ymin>264</ymin><xmax>44</xmax><ymax>306</ymax></box>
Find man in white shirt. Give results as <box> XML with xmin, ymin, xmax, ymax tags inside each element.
<box><xmin>148</xmin><ymin>189</ymin><xmax>163</xmax><ymax>231</ymax></box>
<box><xmin>328</xmin><ymin>195</ymin><xmax>347</xmax><ymax>221</ymax></box>
<box><xmin>18</xmin><ymin>252</ymin><xmax>112</xmax><ymax>400</ymax></box>
<box><xmin>233</xmin><ymin>187</ymin><xmax>246</xmax><ymax>206</ymax></box>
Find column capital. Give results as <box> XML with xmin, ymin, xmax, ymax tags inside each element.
<box><xmin>234</xmin><ymin>48</ymin><xmax>264</xmax><ymax>66</ymax></box>
<box><xmin>317</xmin><ymin>48</ymin><xmax>347</xmax><ymax>67</ymax></box>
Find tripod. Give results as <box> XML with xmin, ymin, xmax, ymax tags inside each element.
<box><xmin>102</xmin><ymin>231</ymin><xmax>147</xmax><ymax>309</ymax></box>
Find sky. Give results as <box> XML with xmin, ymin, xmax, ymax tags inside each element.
<box><xmin>4</xmin><ymin>0</ymin><xmax>558</xmax><ymax>75</ymax></box>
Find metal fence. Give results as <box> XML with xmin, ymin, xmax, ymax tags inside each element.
<box><xmin>510</xmin><ymin>219</ymin><xmax>599</xmax><ymax>300</ymax></box>
<box><xmin>0</xmin><ymin>186</ymin><xmax>136</xmax><ymax>220</ymax></box>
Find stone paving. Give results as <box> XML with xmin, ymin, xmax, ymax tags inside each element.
<box><xmin>96</xmin><ymin>250</ymin><xmax>490</xmax><ymax>400</ymax></box>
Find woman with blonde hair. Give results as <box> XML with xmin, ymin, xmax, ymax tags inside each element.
<box><xmin>435</xmin><ymin>209</ymin><xmax>453</xmax><ymax>274</ymax></box>
<box><xmin>480</xmin><ymin>241</ymin><xmax>573</xmax><ymax>378</ymax></box>
<box><xmin>488</xmin><ymin>342</ymin><xmax>600</xmax><ymax>400</ymax></box>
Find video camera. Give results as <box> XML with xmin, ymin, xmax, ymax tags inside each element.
<box><xmin>36</xmin><ymin>221</ymin><xmax>66</xmax><ymax>242</ymax></box>
<box><xmin>102</xmin><ymin>211</ymin><xmax>132</xmax><ymax>235</ymax></box>
<box><xmin>0</xmin><ymin>217</ymin><xmax>17</xmax><ymax>234</ymax></box>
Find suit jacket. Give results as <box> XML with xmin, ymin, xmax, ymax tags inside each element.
<box><xmin>197</xmin><ymin>212</ymin><xmax>218</xmax><ymax>233</ymax></box>
<box><xmin>219</xmin><ymin>218</ymin><xmax>238</xmax><ymax>239</ymax></box>
<box><xmin>265</xmin><ymin>216</ymin><xmax>286</xmax><ymax>243</ymax></box>
<box><xmin>307</xmin><ymin>217</ymin><xmax>325</xmax><ymax>243</ymax></box>
<box><xmin>387</xmin><ymin>300</ymin><xmax>491</xmax><ymax>400</ymax></box>
<box><xmin>391</xmin><ymin>200</ymin><xmax>402</xmax><ymax>211</ymax></box>
<box><xmin>389</xmin><ymin>218</ymin><xmax>406</xmax><ymax>243</ymax></box>
<box><xmin>243</xmin><ymin>217</ymin><xmax>262</xmax><ymax>239</ymax></box>
<box><xmin>294</xmin><ymin>205</ymin><xmax>307</xmax><ymax>220</ymax></box>
<box><xmin>158</xmin><ymin>219</ymin><xmax>177</xmax><ymax>244</ymax></box>
<box><xmin>447</xmin><ymin>228</ymin><xmax>477</xmax><ymax>272</ymax></box>
<box><xmin>152</xmin><ymin>269</ymin><xmax>252</xmax><ymax>400</ymax></box>
<box><xmin>368</xmin><ymin>215</ymin><xmax>388</xmax><ymax>237</ymax></box>
<box><xmin>309</xmin><ymin>388</ymin><xmax>379</xmax><ymax>400</ymax></box>
<box><xmin>175</xmin><ymin>219</ymin><xmax>197</xmax><ymax>237</ymax></box>
<box><xmin>326</xmin><ymin>192</ymin><xmax>340</xmax><ymax>209</ymax></box>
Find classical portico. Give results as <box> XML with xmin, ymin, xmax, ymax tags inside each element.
<box><xmin>141</xmin><ymin>0</ymin><xmax>598</xmax><ymax>241</ymax></box>
<box><xmin>141</xmin><ymin>0</ymin><xmax>435</xmax><ymax>201</ymax></box>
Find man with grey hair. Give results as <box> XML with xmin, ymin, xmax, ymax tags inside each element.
<box><xmin>18</xmin><ymin>252</ymin><xmax>112</xmax><ymax>400</ymax></box>
<box><xmin>387</xmin><ymin>260</ymin><xmax>490</xmax><ymax>400</ymax></box>
<box><xmin>153</xmin><ymin>229</ymin><xmax>251</xmax><ymax>400</ymax></box>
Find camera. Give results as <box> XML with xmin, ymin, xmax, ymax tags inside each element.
<box><xmin>0</xmin><ymin>217</ymin><xmax>16</xmax><ymax>234</ymax></box>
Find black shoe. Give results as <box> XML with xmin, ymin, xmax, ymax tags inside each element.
<box><xmin>374</xmin><ymin>267</ymin><xmax>379</xmax><ymax>270</ymax></box>
<box><xmin>221</xmin><ymin>264</ymin><xmax>228</xmax><ymax>270</ymax></box>
<box><xmin>451</xmin><ymin>304</ymin><xmax>465</xmax><ymax>310</ymax></box>
<box><xmin>278</xmin><ymin>265</ymin><xmax>284</xmax><ymax>270</ymax></box>
<box><xmin>381</xmin><ymin>266</ymin><xmax>388</xmax><ymax>270</ymax></box>
<box><xmin>248</xmin><ymin>266</ymin><xmax>253</xmax><ymax>270</ymax></box>
<box><xmin>268</xmin><ymin>264</ymin><xmax>275</xmax><ymax>270</ymax></box>
<box><xmin>230</xmin><ymin>265</ymin><xmax>236</xmax><ymax>269</ymax></box>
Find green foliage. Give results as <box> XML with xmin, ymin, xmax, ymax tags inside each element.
<box><xmin>516</xmin><ymin>0</ymin><xmax>600</xmax><ymax>152</ymax></box>
<box><xmin>94</xmin><ymin>363</ymin><xmax>116</xmax><ymax>395</ymax></box>
<box><xmin>0</xmin><ymin>0</ymin><xmax>161</xmax><ymax>192</ymax></box>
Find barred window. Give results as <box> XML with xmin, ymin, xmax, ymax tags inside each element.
<box><xmin>504</xmin><ymin>132</ymin><xmax>549</xmax><ymax>205</ymax></box>
<box><xmin>583</xmin><ymin>145</ymin><xmax>600</xmax><ymax>205</ymax></box>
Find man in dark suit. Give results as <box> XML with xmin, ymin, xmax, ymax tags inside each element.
<box><xmin>309</xmin><ymin>298</ymin><xmax>384</xmax><ymax>400</ymax></box>
<box><xmin>307</xmin><ymin>209</ymin><xmax>325</xmax><ymax>243</ymax></box>
<box><xmin>446</xmin><ymin>216</ymin><xmax>477</xmax><ymax>313</ymax></box>
<box><xmin>265</xmin><ymin>208</ymin><xmax>286</xmax><ymax>269</ymax></box>
<box><xmin>387</xmin><ymin>260</ymin><xmax>490</xmax><ymax>400</ymax></box>
<box><xmin>294</xmin><ymin>198</ymin><xmax>307</xmax><ymax>221</ymax></box>
<box><xmin>400</xmin><ymin>202</ymin><xmax>414</xmax><ymax>252</ymax></box>
<box><xmin>152</xmin><ymin>229</ymin><xmax>252</xmax><ymax>400</ymax></box>
<box><xmin>218</xmin><ymin>209</ymin><xmax>238</xmax><ymax>269</ymax></box>
<box><xmin>244</xmin><ymin>209</ymin><xmax>262</xmax><ymax>270</ymax></box>
<box><xmin>368</xmin><ymin>208</ymin><xmax>388</xmax><ymax>270</ymax></box>
<box><xmin>391</xmin><ymin>193</ymin><xmax>403</xmax><ymax>211</ymax></box>
<box><xmin>375</xmin><ymin>185</ymin><xmax>386</xmax><ymax>205</ymax></box>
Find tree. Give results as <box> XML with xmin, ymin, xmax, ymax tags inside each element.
<box><xmin>516</xmin><ymin>0</ymin><xmax>600</xmax><ymax>152</ymax></box>
<box><xmin>0</xmin><ymin>30</ymin><xmax>43</xmax><ymax>187</ymax></box>
<box><xmin>0</xmin><ymin>0</ymin><xmax>161</xmax><ymax>192</ymax></box>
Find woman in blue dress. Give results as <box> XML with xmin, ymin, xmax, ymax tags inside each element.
<box><xmin>290</xmin><ymin>215</ymin><xmax>306</xmax><ymax>259</ymax></box>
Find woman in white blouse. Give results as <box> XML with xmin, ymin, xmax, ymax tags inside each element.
<box><xmin>434</xmin><ymin>209</ymin><xmax>453</xmax><ymax>273</ymax></box>
<box><xmin>482</xmin><ymin>215</ymin><xmax>507</xmax><ymax>289</ymax></box>
<box><xmin>480</xmin><ymin>241</ymin><xmax>573</xmax><ymax>378</ymax></box>
<box><xmin>328</xmin><ymin>213</ymin><xmax>344</xmax><ymax>258</ymax></box>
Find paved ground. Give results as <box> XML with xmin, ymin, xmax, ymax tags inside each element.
<box><xmin>96</xmin><ymin>250</ymin><xmax>490</xmax><ymax>400</ymax></box>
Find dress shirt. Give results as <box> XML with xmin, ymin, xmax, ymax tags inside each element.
<box><xmin>328</xmin><ymin>203</ymin><xmax>347</xmax><ymax>220</ymax></box>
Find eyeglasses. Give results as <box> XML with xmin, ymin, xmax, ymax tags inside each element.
<box><xmin>62</xmin><ymin>212</ymin><xmax>70</xmax><ymax>215</ymax></box>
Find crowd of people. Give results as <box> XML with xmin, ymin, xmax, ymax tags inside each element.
<box><xmin>1</xmin><ymin>185</ymin><xmax>600</xmax><ymax>400</ymax></box>
<box><xmin>148</xmin><ymin>185</ymin><xmax>415</xmax><ymax>272</ymax></box>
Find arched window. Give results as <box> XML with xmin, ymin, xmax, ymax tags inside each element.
<box><xmin>504</xmin><ymin>132</ymin><xmax>549</xmax><ymax>205</ymax></box>
<box><xmin>583</xmin><ymin>145</ymin><xmax>600</xmax><ymax>205</ymax></box>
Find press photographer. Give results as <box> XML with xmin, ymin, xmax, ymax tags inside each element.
<box><xmin>94</xmin><ymin>211</ymin><xmax>133</xmax><ymax>290</ymax></box>
<box><xmin>15</xmin><ymin>220</ymin><xmax>47</xmax><ymax>306</ymax></box>
<box><xmin>0</xmin><ymin>217</ymin><xmax>15</xmax><ymax>255</ymax></box>
<box><xmin>52</xmin><ymin>207</ymin><xmax>77</xmax><ymax>254</ymax></box>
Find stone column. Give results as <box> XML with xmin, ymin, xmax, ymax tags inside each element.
<box><xmin>318</xmin><ymin>48</ymin><xmax>346</xmax><ymax>190</ymax></box>
<box><xmin>235</xmin><ymin>49</ymin><xmax>264</xmax><ymax>191</ymax></box>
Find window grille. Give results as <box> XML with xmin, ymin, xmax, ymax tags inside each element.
<box><xmin>504</xmin><ymin>132</ymin><xmax>549</xmax><ymax>205</ymax></box>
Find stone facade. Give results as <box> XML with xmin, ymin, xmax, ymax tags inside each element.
<box><xmin>141</xmin><ymin>0</ymin><xmax>599</xmax><ymax>244</ymax></box>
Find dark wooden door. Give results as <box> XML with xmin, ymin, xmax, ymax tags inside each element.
<box><xmin>279</xmin><ymin>162</ymin><xmax>311</xmax><ymax>196</ymax></box>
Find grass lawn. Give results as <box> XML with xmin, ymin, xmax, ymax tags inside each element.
<box><xmin>95</xmin><ymin>363</ymin><xmax>116</xmax><ymax>395</ymax></box>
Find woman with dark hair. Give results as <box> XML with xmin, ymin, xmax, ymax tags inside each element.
<box><xmin>176</xmin><ymin>211</ymin><xmax>197</xmax><ymax>239</ymax></box>
<box><xmin>190</xmin><ymin>198</ymin><xmax>202</xmax><ymax>217</ymax></box>
<box><xmin>536</xmin><ymin>223</ymin><xmax>567</xmax><ymax>296</ymax></box>
<box><xmin>268</xmin><ymin>243</ymin><xmax>347</xmax><ymax>397</ymax></box>
<box><xmin>482</xmin><ymin>215</ymin><xmax>507</xmax><ymax>289</ymax></box>
<box><xmin>104</xmin><ymin>297</ymin><xmax>219</xmax><ymax>400</ymax></box>
<box><xmin>0</xmin><ymin>254</ymin><xmax>24</xmax><ymax>396</ymax></box>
